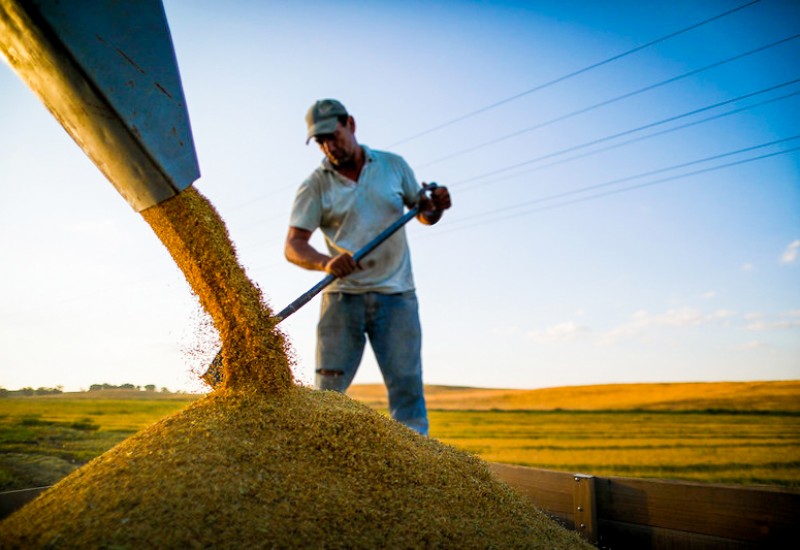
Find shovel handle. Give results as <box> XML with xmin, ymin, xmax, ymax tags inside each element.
<box><xmin>275</xmin><ymin>182</ymin><xmax>437</xmax><ymax>322</ymax></box>
<box><xmin>202</xmin><ymin>182</ymin><xmax>438</xmax><ymax>386</ymax></box>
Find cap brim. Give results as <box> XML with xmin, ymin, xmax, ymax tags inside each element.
<box><xmin>306</xmin><ymin>117</ymin><xmax>340</xmax><ymax>144</ymax></box>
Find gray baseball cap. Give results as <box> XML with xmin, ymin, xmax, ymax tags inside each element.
<box><xmin>305</xmin><ymin>99</ymin><xmax>348</xmax><ymax>144</ymax></box>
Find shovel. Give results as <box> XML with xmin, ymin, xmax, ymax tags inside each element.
<box><xmin>201</xmin><ymin>182</ymin><xmax>438</xmax><ymax>387</ymax></box>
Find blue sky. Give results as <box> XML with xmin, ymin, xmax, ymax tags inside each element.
<box><xmin>1</xmin><ymin>0</ymin><xmax>798</xmax><ymax>392</ymax></box>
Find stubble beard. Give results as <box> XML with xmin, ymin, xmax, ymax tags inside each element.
<box><xmin>328</xmin><ymin>150</ymin><xmax>354</xmax><ymax>170</ymax></box>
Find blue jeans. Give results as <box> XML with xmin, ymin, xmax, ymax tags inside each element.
<box><xmin>316</xmin><ymin>291</ymin><xmax>429</xmax><ymax>436</ymax></box>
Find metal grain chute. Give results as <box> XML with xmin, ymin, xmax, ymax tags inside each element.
<box><xmin>0</xmin><ymin>0</ymin><xmax>199</xmax><ymax>211</ymax></box>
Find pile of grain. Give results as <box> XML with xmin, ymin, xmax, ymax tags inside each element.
<box><xmin>0</xmin><ymin>387</ymin><xmax>590</xmax><ymax>548</ymax></box>
<box><xmin>0</xmin><ymin>187</ymin><xmax>590</xmax><ymax>547</ymax></box>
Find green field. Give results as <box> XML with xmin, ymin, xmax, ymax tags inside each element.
<box><xmin>1</xmin><ymin>391</ymin><xmax>799</xmax><ymax>492</ymax></box>
<box><xmin>429</xmin><ymin>410</ymin><xmax>800</xmax><ymax>488</ymax></box>
<box><xmin>0</xmin><ymin>394</ymin><xmax>195</xmax><ymax>490</ymax></box>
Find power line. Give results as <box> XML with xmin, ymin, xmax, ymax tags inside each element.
<box><xmin>229</xmin><ymin>85</ymin><xmax>800</xmax><ymax>252</ymax></box>
<box><xmin>223</xmin><ymin>82</ymin><xmax>800</xmax><ymax>250</ymax></box>
<box><xmin>387</xmin><ymin>0</ymin><xmax>763</xmax><ymax>148</ymax></box>
<box><xmin>453</xmin><ymin>83</ymin><xmax>800</xmax><ymax>191</ymax></box>
<box><xmin>234</xmin><ymin>78</ymin><xmax>800</xmax><ymax>245</ymax></box>
<box><xmin>419</xmin><ymin>33</ymin><xmax>800</xmax><ymax>168</ymax></box>
<box><xmin>449</xmin><ymin>135</ymin><xmax>800</xmax><ymax>226</ymax></box>
<box><xmin>222</xmin><ymin>26</ymin><xmax>796</xmax><ymax>245</ymax></box>
<box><xmin>429</xmin><ymin>143</ymin><xmax>800</xmax><ymax>236</ymax></box>
<box><xmin>220</xmin><ymin>30</ymin><xmax>800</xmax><ymax>249</ymax></box>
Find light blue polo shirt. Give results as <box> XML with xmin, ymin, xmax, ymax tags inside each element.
<box><xmin>289</xmin><ymin>145</ymin><xmax>421</xmax><ymax>294</ymax></box>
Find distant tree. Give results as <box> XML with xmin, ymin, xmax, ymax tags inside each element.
<box><xmin>89</xmin><ymin>383</ymin><xmax>119</xmax><ymax>391</ymax></box>
<box><xmin>160</xmin><ymin>387</ymin><xmax>170</xmax><ymax>393</ymax></box>
<box><xmin>89</xmin><ymin>383</ymin><xmax>153</xmax><ymax>391</ymax></box>
<box><xmin>0</xmin><ymin>387</ymin><xmax>8</xmax><ymax>398</ymax></box>
<box><xmin>19</xmin><ymin>387</ymin><xmax>35</xmax><ymax>396</ymax></box>
<box><xmin>34</xmin><ymin>386</ymin><xmax>63</xmax><ymax>395</ymax></box>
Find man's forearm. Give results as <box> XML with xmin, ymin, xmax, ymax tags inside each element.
<box><xmin>285</xmin><ymin>238</ymin><xmax>330</xmax><ymax>271</ymax></box>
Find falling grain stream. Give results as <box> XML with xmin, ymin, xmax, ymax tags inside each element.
<box><xmin>140</xmin><ymin>187</ymin><xmax>293</xmax><ymax>393</ymax></box>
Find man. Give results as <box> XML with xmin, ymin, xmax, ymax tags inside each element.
<box><xmin>285</xmin><ymin>99</ymin><xmax>451</xmax><ymax>436</ymax></box>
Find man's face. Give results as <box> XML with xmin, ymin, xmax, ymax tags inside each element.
<box><xmin>314</xmin><ymin>119</ymin><xmax>358</xmax><ymax>167</ymax></box>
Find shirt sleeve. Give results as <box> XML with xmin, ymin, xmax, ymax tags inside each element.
<box><xmin>397</xmin><ymin>157</ymin><xmax>421</xmax><ymax>208</ymax></box>
<box><xmin>289</xmin><ymin>176</ymin><xmax>322</xmax><ymax>232</ymax></box>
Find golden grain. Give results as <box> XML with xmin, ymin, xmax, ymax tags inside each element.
<box><xmin>0</xmin><ymin>388</ymin><xmax>592</xmax><ymax>548</ymax></box>
<box><xmin>140</xmin><ymin>187</ymin><xmax>293</xmax><ymax>393</ymax></box>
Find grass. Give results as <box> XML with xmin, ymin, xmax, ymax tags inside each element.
<box><xmin>0</xmin><ymin>394</ymin><xmax>194</xmax><ymax>490</ymax></box>
<box><xmin>1</xmin><ymin>382</ymin><xmax>799</xmax><ymax>492</ymax></box>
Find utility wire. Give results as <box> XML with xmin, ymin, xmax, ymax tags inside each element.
<box><xmin>430</xmin><ymin>144</ymin><xmax>800</xmax><ymax>235</ymax></box>
<box><xmin>226</xmin><ymin>39</ymin><xmax>800</xmax><ymax>244</ymax></box>
<box><xmin>448</xmin><ymin>135</ymin><xmax>800</xmax><ymax>227</ymax></box>
<box><xmin>223</xmin><ymin>22</ymin><xmax>794</xmax><ymax>241</ymax></box>
<box><xmin>419</xmin><ymin>33</ymin><xmax>800</xmax><ymax>168</ymax></box>
<box><xmin>453</xmin><ymin>84</ymin><xmax>800</xmax><ymax>191</ymax></box>
<box><xmin>231</xmin><ymin>87</ymin><xmax>800</xmax><ymax>252</ymax></box>
<box><xmin>387</xmin><ymin>0</ymin><xmax>763</xmax><ymax>147</ymax></box>
<box><xmin>224</xmin><ymin>83</ymin><xmax>800</xmax><ymax>250</ymax></box>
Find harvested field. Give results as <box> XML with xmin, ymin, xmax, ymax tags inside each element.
<box><xmin>348</xmin><ymin>381</ymin><xmax>800</xmax><ymax>412</ymax></box>
<box><xmin>0</xmin><ymin>387</ymin><xmax>591</xmax><ymax>549</ymax></box>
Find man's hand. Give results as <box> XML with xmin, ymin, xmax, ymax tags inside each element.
<box><xmin>285</xmin><ymin>227</ymin><xmax>361</xmax><ymax>278</ymax></box>
<box><xmin>324</xmin><ymin>253</ymin><xmax>361</xmax><ymax>278</ymax></box>
<box><xmin>417</xmin><ymin>184</ymin><xmax>452</xmax><ymax>225</ymax></box>
<box><xmin>430</xmin><ymin>186</ymin><xmax>452</xmax><ymax>211</ymax></box>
